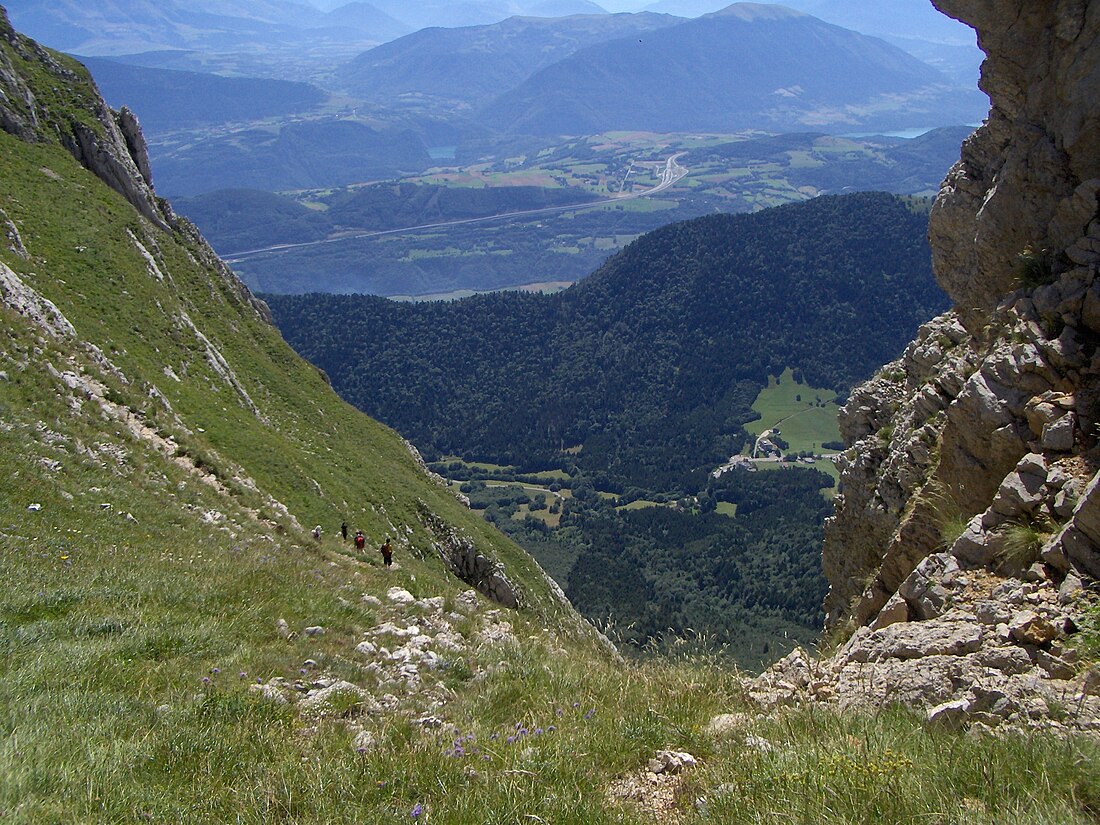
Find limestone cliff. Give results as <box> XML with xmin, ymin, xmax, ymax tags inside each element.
<box><xmin>824</xmin><ymin>0</ymin><xmax>1100</xmax><ymax>626</ymax></box>
<box><xmin>0</xmin><ymin>7</ymin><xmax>166</xmax><ymax>229</ymax></box>
<box><xmin>754</xmin><ymin>0</ymin><xmax>1100</xmax><ymax>735</ymax></box>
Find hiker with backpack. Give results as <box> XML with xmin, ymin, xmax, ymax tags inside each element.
<box><xmin>380</xmin><ymin>537</ymin><xmax>393</xmax><ymax>567</ymax></box>
<box><xmin>354</xmin><ymin>530</ymin><xmax>366</xmax><ymax>551</ymax></box>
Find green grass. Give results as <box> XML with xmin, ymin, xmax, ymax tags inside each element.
<box><xmin>754</xmin><ymin>457</ymin><xmax>841</xmax><ymax>485</ymax></box>
<box><xmin>745</xmin><ymin>368</ymin><xmax>842</xmax><ymax>452</ymax></box>
<box><xmin>618</xmin><ymin>499</ymin><xmax>667</xmax><ymax>512</ymax></box>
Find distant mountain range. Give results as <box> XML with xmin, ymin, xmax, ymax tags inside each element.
<box><xmin>351</xmin><ymin>0</ymin><xmax>609</xmax><ymax>30</ymax></box>
<box><xmin>338</xmin><ymin>12</ymin><xmax>681</xmax><ymax>106</ymax></box>
<box><xmin>3</xmin><ymin>0</ymin><xmax>411</xmax><ymax>55</ymax></box>
<box><xmin>3</xmin><ymin>0</ymin><xmax>618</xmax><ymax>56</ymax></box>
<box><xmin>80</xmin><ymin>56</ymin><xmax>326</xmax><ymax>133</ymax></box>
<box><xmin>476</xmin><ymin>4</ymin><xmax>985</xmax><ymax>135</ymax></box>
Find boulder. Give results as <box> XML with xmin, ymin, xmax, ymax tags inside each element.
<box><xmin>352</xmin><ymin>730</ymin><xmax>376</xmax><ymax>753</ymax></box>
<box><xmin>1008</xmin><ymin>610</ymin><xmax>1057</xmax><ymax>646</ymax></box>
<box><xmin>1041</xmin><ymin>414</ymin><xmax>1075</xmax><ymax>451</ymax></box>
<box><xmin>870</xmin><ymin>592</ymin><xmax>909</xmax><ymax>630</ymax></box>
<box><xmin>898</xmin><ymin>553</ymin><xmax>954</xmax><ymax>619</ymax></box>
<box><xmin>927</xmin><ymin>698</ymin><xmax>971</xmax><ymax>729</ymax></box>
<box><xmin>249</xmin><ymin>683</ymin><xmax>290</xmax><ymax>705</ymax></box>
<box><xmin>951</xmin><ymin>516</ymin><xmax>1001</xmax><ymax>567</ymax></box>
<box><xmin>299</xmin><ymin>681</ymin><xmax>375</xmax><ymax>718</ymax></box>
<box><xmin>386</xmin><ymin>587</ymin><xmax>415</xmax><ymax>605</ymax></box>
<box><xmin>846</xmin><ymin>613</ymin><xmax>983</xmax><ymax>663</ymax></box>
<box><xmin>646</xmin><ymin>751</ymin><xmax>697</xmax><ymax>775</ymax></box>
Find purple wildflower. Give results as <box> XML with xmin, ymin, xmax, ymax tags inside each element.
<box><xmin>506</xmin><ymin>736</ymin><xmax>515</xmax><ymax>744</ymax></box>
<box><xmin>411</xmin><ymin>802</ymin><xmax>423</xmax><ymax>818</ymax></box>
<box><xmin>201</xmin><ymin>677</ymin><xmax>211</xmax><ymax>685</ymax></box>
<box><xmin>238</xmin><ymin>672</ymin><xmax>248</xmax><ymax>680</ymax></box>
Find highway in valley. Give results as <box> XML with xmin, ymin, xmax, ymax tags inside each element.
<box><xmin>222</xmin><ymin>153</ymin><xmax>688</xmax><ymax>263</ymax></box>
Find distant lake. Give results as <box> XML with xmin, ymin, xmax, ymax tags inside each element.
<box><xmin>428</xmin><ymin>146</ymin><xmax>457</xmax><ymax>160</ymax></box>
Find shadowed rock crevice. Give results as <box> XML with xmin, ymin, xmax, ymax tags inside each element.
<box><xmin>418</xmin><ymin>503</ymin><xmax>523</xmax><ymax>610</ymax></box>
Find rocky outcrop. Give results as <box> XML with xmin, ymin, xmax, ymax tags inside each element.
<box><xmin>929</xmin><ymin>0</ymin><xmax>1100</xmax><ymax>319</ymax></box>
<box><xmin>418</xmin><ymin>503</ymin><xmax>523</xmax><ymax>609</ymax></box>
<box><xmin>800</xmin><ymin>0</ymin><xmax>1100</xmax><ymax>734</ymax></box>
<box><xmin>750</xmin><ymin>571</ymin><xmax>1099</xmax><ymax>737</ymax></box>
<box><xmin>0</xmin><ymin>8</ymin><xmax>165</xmax><ymax>228</ymax></box>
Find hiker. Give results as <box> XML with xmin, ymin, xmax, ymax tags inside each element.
<box><xmin>380</xmin><ymin>537</ymin><xmax>393</xmax><ymax>567</ymax></box>
<box><xmin>312</xmin><ymin>524</ymin><xmax>322</xmax><ymax>540</ymax></box>
<box><xmin>341</xmin><ymin>520</ymin><xmax>348</xmax><ymax>541</ymax></box>
<box><xmin>354</xmin><ymin>530</ymin><xmax>366</xmax><ymax>551</ymax></box>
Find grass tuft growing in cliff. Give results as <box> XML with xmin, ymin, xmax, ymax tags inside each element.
<box><xmin>1015</xmin><ymin>245</ymin><xmax>1056</xmax><ymax>290</ymax></box>
<box><xmin>998</xmin><ymin>516</ymin><xmax>1057</xmax><ymax>572</ymax></box>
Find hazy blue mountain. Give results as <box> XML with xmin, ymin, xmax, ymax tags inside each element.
<box><xmin>787</xmin><ymin>0</ymin><xmax>974</xmax><ymax>45</ymax></box>
<box><xmin>320</xmin><ymin>2</ymin><xmax>412</xmax><ymax>40</ymax></box>
<box><xmin>4</xmin><ymin>0</ymin><xmax>405</xmax><ymax>56</ymax></box>
<box><xmin>363</xmin><ymin>0</ymin><xmax>609</xmax><ymax>29</ymax></box>
<box><xmin>338</xmin><ymin>12</ymin><xmax>681</xmax><ymax>105</ymax></box>
<box><xmin>362</xmin><ymin>0</ymin><xmax>514</xmax><ymax>29</ymax></box>
<box><xmin>645</xmin><ymin>0</ymin><xmax>982</xmax><ymax>85</ymax></box>
<box><xmin>528</xmin><ymin>0</ymin><xmax>609</xmax><ymax>14</ymax></box>
<box><xmin>479</xmin><ymin>4</ymin><xmax>986</xmax><ymax>136</ymax></box>
<box><xmin>152</xmin><ymin>120</ymin><xmax>433</xmax><ymax>196</ymax></box>
<box><xmin>786</xmin><ymin>0</ymin><xmax>981</xmax><ymax>85</ymax></box>
<box><xmin>80</xmin><ymin>56</ymin><xmax>325</xmax><ymax>133</ymax></box>
<box><xmin>643</xmin><ymin>0</ymin><xmax>730</xmax><ymax>15</ymax></box>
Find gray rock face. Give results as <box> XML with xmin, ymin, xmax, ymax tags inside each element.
<box><xmin>823</xmin><ymin>0</ymin><xmax>1100</xmax><ymax>634</ymax></box>
<box><xmin>418</xmin><ymin>504</ymin><xmax>522</xmax><ymax>610</ymax></box>
<box><xmin>0</xmin><ymin>11</ymin><xmax>167</xmax><ymax>229</ymax></box>
<box><xmin>747</xmin><ymin>572</ymin><xmax>1098</xmax><ymax>735</ymax></box>
<box><xmin>929</xmin><ymin>0</ymin><xmax>1100</xmax><ymax>319</ymax></box>
<box><xmin>809</xmin><ymin>0</ymin><xmax>1100</xmax><ymax>729</ymax></box>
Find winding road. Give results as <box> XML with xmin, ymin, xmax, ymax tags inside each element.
<box><xmin>222</xmin><ymin>153</ymin><xmax>688</xmax><ymax>264</ymax></box>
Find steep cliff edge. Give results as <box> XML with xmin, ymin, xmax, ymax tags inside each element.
<box><xmin>0</xmin><ymin>7</ymin><xmax>164</xmax><ymax>229</ymax></box>
<box><xmin>755</xmin><ymin>0</ymin><xmax>1100</xmax><ymax>734</ymax></box>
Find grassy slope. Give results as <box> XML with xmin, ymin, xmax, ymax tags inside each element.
<box><xmin>0</xmin><ymin>43</ymin><xmax>1097</xmax><ymax>822</ymax></box>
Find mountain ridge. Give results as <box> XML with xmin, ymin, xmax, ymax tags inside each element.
<box><xmin>477</xmin><ymin>4</ymin><xmax>986</xmax><ymax>135</ymax></box>
<box><xmin>337</xmin><ymin>11</ymin><xmax>682</xmax><ymax>106</ymax></box>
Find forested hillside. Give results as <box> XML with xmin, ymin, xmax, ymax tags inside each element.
<box><xmin>269</xmin><ymin>192</ymin><xmax>945</xmax><ymax>490</ymax></box>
